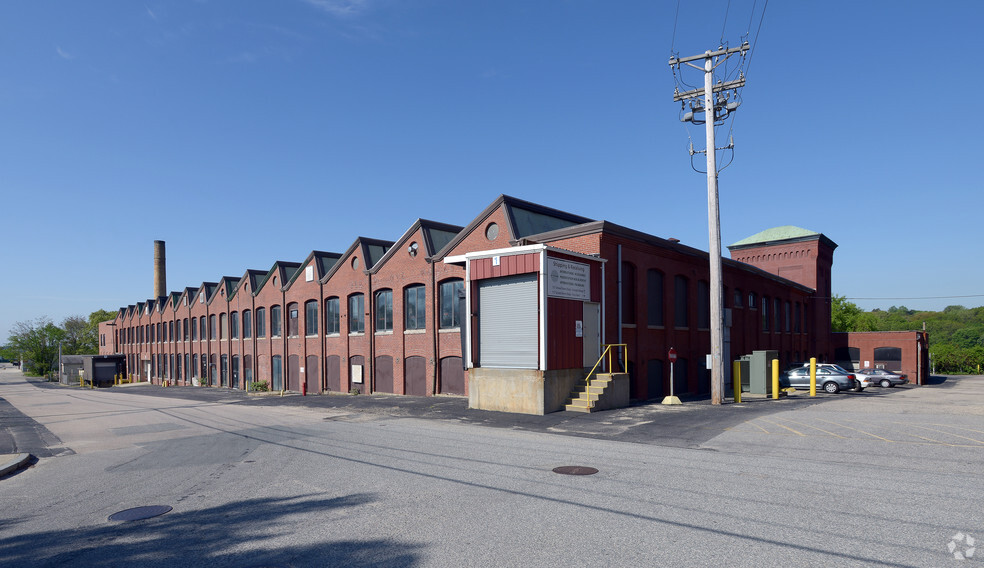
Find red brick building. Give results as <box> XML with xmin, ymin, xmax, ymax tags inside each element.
<box><xmin>99</xmin><ymin>195</ymin><xmax>926</xmax><ymax>413</ymax></box>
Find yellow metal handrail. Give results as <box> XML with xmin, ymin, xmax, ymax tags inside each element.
<box><xmin>582</xmin><ymin>343</ymin><xmax>627</xmax><ymax>387</ymax></box>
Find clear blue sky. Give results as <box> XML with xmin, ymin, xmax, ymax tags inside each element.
<box><xmin>2</xmin><ymin>1</ymin><xmax>981</xmax><ymax>341</ymax></box>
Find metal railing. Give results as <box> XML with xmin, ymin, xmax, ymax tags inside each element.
<box><xmin>583</xmin><ymin>344</ymin><xmax>627</xmax><ymax>387</ymax></box>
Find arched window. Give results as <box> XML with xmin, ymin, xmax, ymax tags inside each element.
<box><xmin>621</xmin><ymin>262</ymin><xmax>636</xmax><ymax>324</ymax></box>
<box><xmin>324</xmin><ymin>297</ymin><xmax>340</xmax><ymax>334</ymax></box>
<box><xmin>255</xmin><ymin>307</ymin><xmax>266</xmax><ymax>338</ymax></box>
<box><xmin>305</xmin><ymin>300</ymin><xmax>318</xmax><ymax>336</ymax></box>
<box><xmin>646</xmin><ymin>269</ymin><xmax>664</xmax><ymax>326</ymax></box>
<box><xmin>243</xmin><ymin>310</ymin><xmax>252</xmax><ymax>339</ymax></box>
<box><xmin>375</xmin><ymin>289</ymin><xmax>393</xmax><ymax>332</ymax></box>
<box><xmin>439</xmin><ymin>279</ymin><xmax>463</xmax><ymax>329</ymax></box>
<box><xmin>287</xmin><ymin>303</ymin><xmax>299</xmax><ymax>337</ymax></box>
<box><xmin>231</xmin><ymin>312</ymin><xmax>239</xmax><ymax>339</ymax></box>
<box><xmin>348</xmin><ymin>294</ymin><xmax>365</xmax><ymax>333</ymax></box>
<box><xmin>674</xmin><ymin>275</ymin><xmax>689</xmax><ymax>328</ymax></box>
<box><xmin>697</xmin><ymin>280</ymin><xmax>710</xmax><ymax>330</ymax></box>
<box><xmin>271</xmin><ymin>305</ymin><xmax>282</xmax><ymax>337</ymax></box>
<box><xmin>404</xmin><ymin>285</ymin><xmax>426</xmax><ymax>330</ymax></box>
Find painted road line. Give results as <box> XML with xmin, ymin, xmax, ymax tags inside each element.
<box><xmin>756</xmin><ymin>419</ymin><xmax>805</xmax><ymax>437</ymax></box>
<box><xmin>777</xmin><ymin>418</ymin><xmax>847</xmax><ymax>439</ymax></box>
<box><xmin>815</xmin><ymin>418</ymin><xmax>896</xmax><ymax>443</ymax></box>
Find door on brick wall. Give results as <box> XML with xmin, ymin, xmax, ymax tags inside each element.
<box><xmin>440</xmin><ymin>357</ymin><xmax>465</xmax><ymax>395</ymax></box>
<box><xmin>404</xmin><ymin>356</ymin><xmax>426</xmax><ymax>396</ymax></box>
<box><xmin>288</xmin><ymin>355</ymin><xmax>300</xmax><ymax>392</ymax></box>
<box><xmin>306</xmin><ymin>355</ymin><xmax>319</xmax><ymax>393</ymax></box>
<box><xmin>646</xmin><ymin>359</ymin><xmax>664</xmax><ymax>399</ymax></box>
<box><xmin>375</xmin><ymin>355</ymin><xmax>393</xmax><ymax>393</ymax></box>
<box><xmin>326</xmin><ymin>355</ymin><xmax>341</xmax><ymax>392</ymax></box>
<box><xmin>349</xmin><ymin>355</ymin><xmax>365</xmax><ymax>393</ymax></box>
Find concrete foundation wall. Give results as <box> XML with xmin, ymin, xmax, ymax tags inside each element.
<box><xmin>469</xmin><ymin>367</ymin><xmax>586</xmax><ymax>415</ymax></box>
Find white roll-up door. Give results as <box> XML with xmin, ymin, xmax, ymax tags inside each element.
<box><xmin>478</xmin><ymin>273</ymin><xmax>539</xmax><ymax>368</ymax></box>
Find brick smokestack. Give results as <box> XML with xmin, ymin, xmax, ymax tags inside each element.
<box><xmin>154</xmin><ymin>240</ymin><xmax>166</xmax><ymax>298</ymax></box>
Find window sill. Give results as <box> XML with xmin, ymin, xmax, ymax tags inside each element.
<box><xmin>647</xmin><ymin>325</ymin><xmax>665</xmax><ymax>330</ymax></box>
<box><xmin>439</xmin><ymin>327</ymin><xmax>461</xmax><ymax>333</ymax></box>
<box><xmin>349</xmin><ymin>332</ymin><xmax>365</xmax><ymax>337</ymax></box>
<box><xmin>305</xmin><ymin>335</ymin><xmax>318</xmax><ymax>339</ymax></box>
<box><xmin>620</xmin><ymin>323</ymin><xmax>637</xmax><ymax>329</ymax></box>
<box><xmin>404</xmin><ymin>329</ymin><xmax>426</xmax><ymax>335</ymax></box>
<box><xmin>375</xmin><ymin>331</ymin><xmax>394</xmax><ymax>336</ymax></box>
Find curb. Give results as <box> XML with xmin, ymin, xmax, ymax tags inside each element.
<box><xmin>0</xmin><ymin>453</ymin><xmax>33</xmax><ymax>477</ymax></box>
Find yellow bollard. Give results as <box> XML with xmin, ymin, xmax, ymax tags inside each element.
<box><xmin>733</xmin><ymin>360</ymin><xmax>741</xmax><ymax>403</ymax></box>
<box><xmin>772</xmin><ymin>359</ymin><xmax>779</xmax><ymax>400</ymax></box>
<box><xmin>809</xmin><ymin>357</ymin><xmax>817</xmax><ymax>397</ymax></box>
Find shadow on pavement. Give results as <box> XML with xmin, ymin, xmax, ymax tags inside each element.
<box><xmin>0</xmin><ymin>492</ymin><xmax>422</xmax><ymax>567</ymax></box>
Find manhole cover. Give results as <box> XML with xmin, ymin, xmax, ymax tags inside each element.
<box><xmin>552</xmin><ymin>466</ymin><xmax>598</xmax><ymax>476</ymax></box>
<box><xmin>108</xmin><ymin>505</ymin><xmax>172</xmax><ymax>522</ymax></box>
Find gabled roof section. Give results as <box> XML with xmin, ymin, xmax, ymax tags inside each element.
<box><xmin>177</xmin><ymin>287</ymin><xmax>199</xmax><ymax>309</ymax></box>
<box><xmin>156</xmin><ymin>296</ymin><xmax>169</xmax><ymax>313</ymax></box>
<box><xmin>433</xmin><ymin>194</ymin><xmax>593</xmax><ymax>260</ymax></box>
<box><xmin>208</xmin><ymin>276</ymin><xmax>239</xmax><ymax>306</ymax></box>
<box><xmin>254</xmin><ymin>261</ymin><xmax>302</xmax><ymax>296</ymax></box>
<box><xmin>194</xmin><ymin>282</ymin><xmax>218</xmax><ymax>305</ymax></box>
<box><xmin>128</xmin><ymin>304</ymin><xmax>138</xmax><ymax>320</ymax></box>
<box><xmin>230</xmin><ymin>269</ymin><xmax>266</xmax><ymax>300</ymax></box>
<box><xmin>319</xmin><ymin>237</ymin><xmax>395</xmax><ymax>283</ymax></box>
<box><xmin>284</xmin><ymin>251</ymin><xmax>343</xmax><ymax>290</ymax></box>
<box><xmin>169</xmin><ymin>292</ymin><xmax>182</xmax><ymax>311</ymax></box>
<box><xmin>369</xmin><ymin>219</ymin><xmax>464</xmax><ymax>272</ymax></box>
<box><xmin>729</xmin><ymin>226</ymin><xmax>838</xmax><ymax>251</ymax></box>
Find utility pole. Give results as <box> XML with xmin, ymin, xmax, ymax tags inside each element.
<box><xmin>669</xmin><ymin>43</ymin><xmax>749</xmax><ymax>405</ymax></box>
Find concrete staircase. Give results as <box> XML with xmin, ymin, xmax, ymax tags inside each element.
<box><xmin>564</xmin><ymin>372</ymin><xmax>629</xmax><ymax>413</ymax></box>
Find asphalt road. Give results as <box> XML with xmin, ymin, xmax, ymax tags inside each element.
<box><xmin>2</xmin><ymin>366</ymin><xmax>982</xmax><ymax>567</ymax></box>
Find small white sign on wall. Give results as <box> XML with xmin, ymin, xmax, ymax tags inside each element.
<box><xmin>492</xmin><ymin>255</ymin><xmax>500</xmax><ymax>266</ymax></box>
<box><xmin>351</xmin><ymin>364</ymin><xmax>363</xmax><ymax>384</ymax></box>
<box><xmin>575</xmin><ymin>320</ymin><xmax>583</xmax><ymax>337</ymax></box>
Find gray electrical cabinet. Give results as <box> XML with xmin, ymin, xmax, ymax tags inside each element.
<box><xmin>748</xmin><ymin>350</ymin><xmax>779</xmax><ymax>395</ymax></box>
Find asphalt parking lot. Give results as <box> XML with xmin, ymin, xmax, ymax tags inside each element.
<box><xmin>22</xmin><ymin>371</ymin><xmax>980</xmax><ymax>451</ymax></box>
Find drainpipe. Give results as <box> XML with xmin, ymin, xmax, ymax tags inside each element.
<box><xmin>367</xmin><ymin>268</ymin><xmax>374</xmax><ymax>394</ymax></box>
<box><xmin>430</xmin><ymin>259</ymin><xmax>438</xmax><ymax>395</ymax></box>
<box><xmin>617</xmin><ymin>244</ymin><xmax>623</xmax><ymax>346</ymax></box>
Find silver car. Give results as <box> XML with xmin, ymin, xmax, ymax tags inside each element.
<box><xmin>855</xmin><ymin>368</ymin><xmax>908</xmax><ymax>388</ymax></box>
<box><xmin>784</xmin><ymin>364</ymin><xmax>859</xmax><ymax>394</ymax></box>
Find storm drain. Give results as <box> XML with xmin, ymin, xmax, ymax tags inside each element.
<box><xmin>108</xmin><ymin>505</ymin><xmax>173</xmax><ymax>522</ymax></box>
<box><xmin>552</xmin><ymin>466</ymin><xmax>598</xmax><ymax>476</ymax></box>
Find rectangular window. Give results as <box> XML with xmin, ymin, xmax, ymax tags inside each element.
<box><xmin>762</xmin><ymin>297</ymin><xmax>770</xmax><ymax>332</ymax></box>
<box><xmin>220</xmin><ymin>313</ymin><xmax>228</xmax><ymax>340</ymax></box>
<box><xmin>200</xmin><ymin>317</ymin><xmax>206</xmax><ymax>341</ymax></box>
<box><xmin>243</xmin><ymin>310</ymin><xmax>252</xmax><ymax>339</ymax></box>
<box><xmin>774</xmin><ymin>298</ymin><xmax>781</xmax><ymax>332</ymax></box>
<box><xmin>376</xmin><ymin>290</ymin><xmax>393</xmax><ymax>332</ymax></box>
<box><xmin>231</xmin><ymin>312</ymin><xmax>239</xmax><ymax>339</ymax></box>
<box><xmin>190</xmin><ymin>318</ymin><xmax>197</xmax><ymax>341</ymax></box>
<box><xmin>784</xmin><ymin>301</ymin><xmax>791</xmax><ymax>332</ymax></box>
<box><xmin>305</xmin><ymin>301</ymin><xmax>318</xmax><ymax>336</ymax></box>
<box><xmin>794</xmin><ymin>302</ymin><xmax>802</xmax><ymax>333</ymax></box>
<box><xmin>620</xmin><ymin>262</ymin><xmax>636</xmax><ymax>324</ymax></box>
<box><xmin>439</xmin><ymin>280</ymin><xmax>463</xmax><ymax>328</ymax></box>
<box><xmin>647</xmin><ymin>270</ymin><xmax>664</xmax><ymax>326</ymax></box>
<box><xmin>325</xmin><ymin>298</ymin><xmax>340</xmax><ymax>334</ymax></box>
<box><xmin>349</xmin><ymin>294</ymin><xmax>365</xmax><ymax>333</ymax></box>
<box><xmin>271</xmin><ymin>305</ymin><xmax>282</xmax><ymax>337</ymax></box>
<box><xmin>183</xmin><ymin>318</ymin><xmax>189</xmax><ymax>340</ymax></box>
<box><xmin>405</xmin><ymin>285</ymin><xmax>426</xmax><ymax>330</ymax></box>
<box><xmin>210</xmin><ymin>314</ymin><xmax>217</xmax><ymax>340</ymax></box>
<box><xmin>256</xmin><ymin>307</ymin><xmax>266</xmax><ymax>338</ymax></box>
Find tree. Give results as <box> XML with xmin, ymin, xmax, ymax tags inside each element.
<box><xmin>5</xmin><ymin>317</ymin><xmax>65</xmax><ymax>376</ymax></box>
<box><xmin>830</xmin><ymin>295</ymin><xmax>876</xmax><ymax>332</ymax></box>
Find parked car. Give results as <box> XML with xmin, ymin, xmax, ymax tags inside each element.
<box><xmin>784</xmin><ymin>363</ymin><xmax>860</xmax><ymax>394</ymax></box>
<box><xmin>855</xmin><ymin>368</ymin><xmax>908</xmax><ymax>388</ymax></box>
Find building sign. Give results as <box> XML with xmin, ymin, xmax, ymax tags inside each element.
<box><xmin>546</xmin><ymin>257</ymin><xmax>590</xmax><ymax>301</ymax></box>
